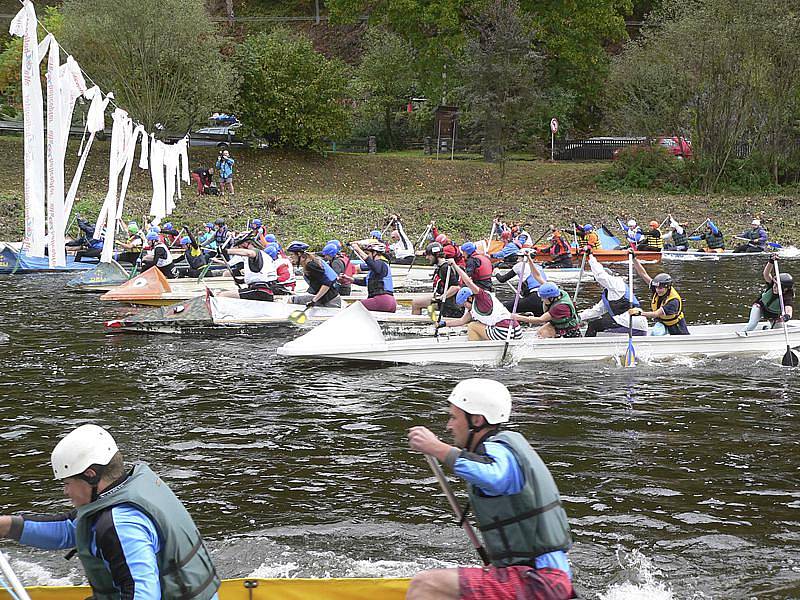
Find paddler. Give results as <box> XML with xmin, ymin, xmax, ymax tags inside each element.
<box><xmin>437</xmin><ymin>260</ymin><xmax>521</xmax><ymax>341</ymax></box>
<box><xmin>461</xmin><ymin>241</ymin><xmax>493</xmax><ymax>292</ymax></box>
<box><xmin>637</xmin><ymin>220</ymin><xmax>664</xmax><ymax>251</ymax></box>
<box><xmin>742</xmin><ymin>256</ymin><xmax>794</xmax><ymax>331</ymax></box>
<box><xmin>140</xmin><ymin>230</ymin><xmax>177</xmax><ymax>278</ymax></box>
<box><xmin>627</xmin><ymin>258</ymin><xmax>689</xmax><ymax>335</ymax></box>
<box><xmin>489</xmin><ymin>231</ymin><xmax>522</xmax><ymax>267</ymax></box>
<box><xmin>689</xmin><ymin>219</ymin><xmax>725</xmax><ymax>252</ymax></box>
<box><xmin>387</xmin><ymin>214</ymin><xmax>415</xmax><ymax>265</ymax></box>
<box><xmin>350</xmin><ymin>240</ymin><xmax>397</xmax><ymax>313</ymax></box>
<box><xmin>578</xmin><ymin>248</ymin><xmax>648</xmax><ymax>336</ymax></box>
<box><xmin>213</xmin><ymin>218</ymin><xmax>231</xmax><ymax>249</ymax></box>
<box><xmin>538</xmin><ymin>229</ymin><xmax>573</xmax><ymax>268</ymax></box>
<box><xmin>115</xmin><ymin>221</ymin><xmax>146</xmax><ymax>264</ymax></box>
<box><xmin>494</xmin><ymin>250</ymin><xmax>547</xmax><ymax>316</ymax></box>
<box><xmin>619</xmin><ymin>218</ymin><xmax>643</xmax><ymax>250</ymax></box>
<box><xmin>181</xmin><ymin>232</ymin><xmax>212</xmax><ymax>278</ymax></box>
<box><xmin>0</xmin><ymin>424</ymin><xmax>220</xmax><ymax>600</ymax></box>
<box><xmin>662</xmin><ymin>215</ymin><xmax>689</xmax><ymax>251</ymax></box>
<box><xmin>321</xmin><ymin>240</ymin><xmax>354</xmax><ymax>296</ymax></box>
<box><xmin>573</xmin><ymin>222</ymin><xmax>601</xmax><ymax>250</ymax></box>
<box><xmin>286</xmin><ymin>241</ymin><xmax>342</xmax><ymax>308</ymax></box>
<box><xmin>406</xmin><ymin>379</ymin><xmax>575</xmax><ymax>600</ymax></box>
<box><xmin>411</xmin><ymin>242</ymin><xmax>462</xmax><ymax>317</ymax></box>
<box><xmin>219</xmin><ymin>231</ymin><xmax>278</xmax><ymax>301</ymax></box>
<box><xmin>198</xmin><ymin>223</ymin><xmax>217</xmax><ymax>250</ymax></box>
<box><xmin>734</xmin><ymin>219</ymin><xmax>768</xmax><ymax>253</ymax></box>
<box><xmin>265</xmin><ymin>242</ymin><xmax>296</xmax><ymax>293</ymax></box>
<box><xmin>512</xmin><ymin>282</ymin><xmax>582</xmax><ymax>338</ymax></box>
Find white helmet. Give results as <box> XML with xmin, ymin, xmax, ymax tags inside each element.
<box><xmin>51</xmin><ymin>424</ymin><xmax>118</xmax><ymax>480</ymax></box>
<box><xmin>751</xmin><ymin>219</ymin><xmax>760</xmax><ymax>226</ymax></box>
<box><xmin>447</xmin><ymin>379</ymin><xmax>511</xmax><ymax>424</ymax></box>
<box><xmin>627</xmin><ymin>219</ymin><xmax>637</xmax><ymax>227</ymax></box>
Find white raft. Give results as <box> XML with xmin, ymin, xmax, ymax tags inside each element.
<box><xmin>662</xmin><ymin>246</ymin><xmax>800</xmax><ymax>261</ymax></box>
<box><xmin>277</xmin><ymin>303</ymin><xmax>800</xmax><ymax>366</ymax></box>
<box><xmin>392</xmin><ymin>264</ymin><xmax>594</xmax><ymax>284</ymax></box>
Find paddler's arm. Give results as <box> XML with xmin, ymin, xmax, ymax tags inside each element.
<box><xmin>527</xmin><ymin>254</ymin><xmax>546</xmax><ymax>285</ymax></box>
<box><xmin>0</xmin><ymin>512</ymin><xmax>77</xmax><ymax>549</ymax></box>
<box><xmin>447</xmin><ymin>260</ymin><xmax>480</xmax><ymax>294</ymax></box>
<box><xmin>632</xmin><ymin>257</ymin><xmax>653</xmax><ymax>286</ymax></box>
<box><xmin>512</xmin><ymin>311</ymin><xmax>552</xmax><ymax>325</ymax></box>
<box><xmin>226</xmin><ymin>247</ymin><xmax>258</xmax><ymax>258</ymax></box>
<box><xmin>763</xmin><ymin>256</ymin><xmax>776</xmax><ymax>284</ymax></box>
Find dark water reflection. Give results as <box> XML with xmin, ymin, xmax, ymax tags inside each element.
<box><xmin>1</xmin><ymin>256</ymin><xmax>800</xmax><ymax>598</ymax></box>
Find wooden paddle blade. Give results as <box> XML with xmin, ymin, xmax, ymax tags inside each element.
<box><xmin>783</xmin><ymin>348</ymin><xmax>799</xmax><ymax>367</ymax></box>
<box><xmin>289</xmin><ymin>310</ymin><xmax>307</xmax><ymax>325</ymax></box>
<box><xmin>428</xmin><ymin>304</ymin><xmax>439</xmax><ymax>323</ymax></box>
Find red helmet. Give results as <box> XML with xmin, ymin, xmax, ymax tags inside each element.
<box><xmin>501</xmin><ymin>231</ymin><xmax>512</xmax><ymax>242</ymax></box>
<box><xmin>649</xmin><ymin>220</ymin><xmax>659</xmax><ymax>228</ymax></box>
<box><xmin>443</xmin><ymin>245</ymin><xmax>458</xmax><ymax>259</ymax></box>
<box><xmin>435</xmin><ymin>233</ymin><xmax>450</xmax><ymax>244</ymax></box>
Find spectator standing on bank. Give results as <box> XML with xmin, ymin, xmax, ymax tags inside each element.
<box><xmin>216</xmin><ymin>150</ymin><xmax>235</xmax><ymax>197</ymax></box>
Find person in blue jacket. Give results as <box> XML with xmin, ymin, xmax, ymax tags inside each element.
<box><xmin>215</xmin><ymin>149</ymin><xmax>235</xmax><ymax>197</ymax></box>
<box><xmin>0</xmin><ymin>424</ymin><xmax>219</xmax><ymax>600</ymax></box>
<box><xmin>734</xmin><ymin>219</ymin><xmax>767</xmax><ymax>253</ymax></box>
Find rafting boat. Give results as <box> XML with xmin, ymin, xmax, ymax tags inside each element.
<box><xmin>0</xmin><ymin>577</ymin><xmax>410</xmax><ymax>600</ymax></box>
<box><xmin>391</xmin><ymin>263</ymin><xmax>595</xmax><ymax>284</ymax></box>
<box><xmin>104</xmin><ymin>293</ymin><xmax>435</xmax><ymax>333</ymax></box>
<box><xmin>277</xmin><ymin>303</ymin><xmax>800</xmax><ymax>366</ymax></box>
<box><xmin>662</xmin><ymin>248</ymin><xmax>800</xmax><ymax>261</ymax></box>
<box><xmin>0</xmin><ymin>243</ymin><xmax>99</xmax><ymax>274</ymax></box>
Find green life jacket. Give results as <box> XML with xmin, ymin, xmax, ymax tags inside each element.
<box><xmin>705</xmin><ymin>231</ymin><xmax>724</xmax><ymax>249</ymax></box>
<box><xmin>75</xmin><ymin>463</ymin><xmax>220</xmax><ymax>600</ymax></box>
<box><xmin>468</xmin><ymin>431</ymin><xmax>572</xmax><ymax>567</ymax></box>
<box><xmin>671</xmin><ymin>229</ymin><xmax>688</xmax><ymax>247</ymax></box>
<box><xmin>759</xmin><ymin>286</ymin><xmax>782</xmax><ymax>316</ymax></box>
<box><xmin>548</xmin><ymin>290</ymin><xmax>580</xmax><ymax>331</ymax></box>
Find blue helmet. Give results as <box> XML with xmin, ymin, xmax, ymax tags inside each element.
<box><xmin>327</xmin><ymin>239</ymin><xmax>342</xmax><ymax>251</ymax></box>
<box><xmin>321</xmin><ymin>243</ymin><xmax>339</xmax><ymax>258</ymax></box>
<box><xmin>264</xmin><ymin>234</ymin><xmax>277</xmax><ymax>243</ymax></box>
<box><xmin>455</xmin><ymin>287</ymin><xmax>474</xmax><ymax>306</ymax></box>
<box><xmin>286</xmin><ymin>241</ymin><xmax>310</xmax><ymax>253</ymax></box>
<box><xmin>146</xmin><ymin>231</ymin><xmax>159</xmax><ymax>242</ymax></box>
<box><xmin>537</xmin><ymin>282</ymin><xmax>560</xmax><ymax>299</ymax></box>
<box><xmin>204</xmin><ymin>222</ymin><xmax>214</xmax><ymax>229</ymax></box>
<box><xmin>148</xmin><ymin>225</ymin><xmax>161</xmax><ymax>233</ymax></box>
<box><xmin>180</xmin><ymin>236</ymin><xmax>191</xmax><ymax>245</ymax></box>
<box><xmin>370</xmin><ymin>229</ymin><xmax>382</xmax><ymax>240</ymax></box>
<box><xmin>517</xmin><ymin>234</ymin><xmax>528</xmax><ymax>243</ymax></box>
<box><xmin>264</xmin><ymin>243</ymin><xmax>279</xmax><ymax>259</ymax></box>
<box><xmin>163</xmin><ymin>222</ymin><xmax>173</xmax><ymax>230</ymax></box>
<box><xmin>583</xmin><ymin>223</ymin><xmax>593</xmax><ymax>232</ymax></box>
<box><xmin>461</xmin><ymin>241</ymin><xmax>477</xmax><ymax>256</ymax></box>
<box><xmin>251</xmin><ymin>218</ymin><xmax>262</xmax><ymax>228</ymax></box>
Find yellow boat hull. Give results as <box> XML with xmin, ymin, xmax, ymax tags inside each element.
<box><xmin>1</xmin><ymin>577</ymin><xmax>411</xmax><ymax>600</ymax></box>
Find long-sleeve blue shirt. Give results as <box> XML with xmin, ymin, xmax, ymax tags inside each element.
<box><xmin>447</xmin><ymin>441</ymin><xmax>572</xmax><ymax>577</ymax></box>
<box><xmin>491</xmin><ymin>243</ymin><xmax>520</xmax><ymax>260</ymax></box>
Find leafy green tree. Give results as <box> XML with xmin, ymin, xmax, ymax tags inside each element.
<box><xmin>354</xmin><ymin>27</ymin><xmax>416</xmax><ymax>149</ymax></box>
<box><xmin>59</xmin><ymin>0</ymin><xmax>231</xmax><ymax>132</ymax></box>
<box><xmin>234</xmin><ymin>29</ymin><xmax>352</xmax><ymax>150</ymax></box>
<box><xmin>456</xmin><ymin>0</ymin><xmax>544</xmax><ymax>163</ymax></box>
<box><xmin>0</xmin><ymin>7</ymin><xmax>63</xmax><ymax>115</ymax></box>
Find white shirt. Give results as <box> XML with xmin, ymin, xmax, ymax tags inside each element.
<box><xmin>578</xmin><ymin>255</ymin><xmax>648</xmax><ymax>331</ymax></box>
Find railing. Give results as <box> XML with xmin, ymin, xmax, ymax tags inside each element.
<box><xmin>552</xmin><ymin>138</ymin><xmax>647</xmax><ymax>161</ymax></box>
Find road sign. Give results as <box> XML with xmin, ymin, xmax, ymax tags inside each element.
<box><xmin>550</xmin><ymin>118</ymin><xmax>559</xmax><ymax>134</ymax></box>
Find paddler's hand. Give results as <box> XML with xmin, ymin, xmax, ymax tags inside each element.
<box><xmin>769</xmin><ymin>253</ymin><xmax>778</xmax><ymax>263</ymax></box>
<box><xmin>581</xmin><ymin>246</ymin><xmax>591</xmax><ymax>255</ymax></box>
<box><xmin>408</xmin><ymin>426</ymin><xmax>451</xmax><ymax>459</ymax></box>
<box><xmin>628</xmin><ymin>307</ymin><xmax>643</xmax><ymax>316</ymax></box>
<box><xmin>446</xmin><ymin>258</ymin><xmax>456</xmax><ymax>266</ymax></box>
<box><xmin>782</xmin><ymin>313</ymin><xmax>791</xmax><ymax>322</ymax></box>
<box><xmin>436</xmin><ymin>319</ymin><xmax>446</xmax><ymax>329</ymax></box>
<box><xmin>306</xmin><ymin>300</ymin><xmax>316</xmax><ymax>308</ymax></box>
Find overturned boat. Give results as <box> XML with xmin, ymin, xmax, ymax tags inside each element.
<box><xmin>277</xmin><ymin>303</ymin><xmax>800</xmax><ymax>366</ymax></box>
<box><xmin>0</xmin><ymin>243</ymin><xmax>99</xmax><ymax>274</ymax></box>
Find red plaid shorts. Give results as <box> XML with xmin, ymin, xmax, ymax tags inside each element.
<box><xmin>459</xmin><ymin>566</ymin><xmax>574</xmax><ymax>600</ymax></box>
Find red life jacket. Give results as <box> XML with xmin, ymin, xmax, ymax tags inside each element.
<box><xmin>472</xmin><ymin>254</ymin><xmax>493</xmax><ymax>282</ymax></box>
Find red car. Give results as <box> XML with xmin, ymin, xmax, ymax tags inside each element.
<box><xmin>655</xmin><ymin>136</ymin><xmax>692</xmax><ymax>159</ymax></box>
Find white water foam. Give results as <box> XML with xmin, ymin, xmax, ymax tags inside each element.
<box><xmin>11</xmin><ymin>558</ymin><xmax>78</xmax><ymax>586</ymax></box>
<box><xmin>597</xmin><ymin>548</ymin><xmax>676</xmax><ymax>600</ymax></box>
<box><xmin>778</xmin><ymin>245</ymin><xmax>800</xmax><ymax>259</ymax></box>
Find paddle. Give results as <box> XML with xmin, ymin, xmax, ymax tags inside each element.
<box><xmin>687</xmin><ymin>218</ymin><xmax>709</xmax><ymax>238</ymax></box>
<box><xmin>424</xmin><ymin>455</ymin><xmax>490</xmax><ymax>565</ymax></box>
<box><xmin>771</xmin><ymin>258</ymin><xmax>799</xmax><ymax>367</ymax></box>
<box><xmin>405</xmin><ymin>221</ymin><xmax>433</xmax><ymax>277</ymax></box>
<box><xmin>624</xmin><ymin>249</ymin><xmax>637</xmax><ymax>367</ymax></box>
<box><xmin>0</xmin><ymin>551</ymin><xmax>32</xmax><ymax>600</ymax></box>
<box><xmin>431</xmin><ymin>263</ymin><xmax>453</xmax><ymax>340</ymax></box>
<box><xmin>733</xmin><ymin>236</ymin><xmax>782</xmax><ymax>250</ymax></box>
<box><xmin>573</xmin><ymin>248</ymin><xmax>589</xmax><ymax>303</ymax></box>
<box><xmin>289</xmin><ymin>303</ymin><xmax>314</xmax><ymax>325</ymax></box>
<box><xmin>501</xmin><ymin>259</ymin><xmax>525</xmax><ymax>362</ymax></box>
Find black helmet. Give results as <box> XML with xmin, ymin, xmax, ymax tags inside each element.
<box><xmin>651</xmin><ymin>273</ymin><xmax>673</xmax><ymax>288</ymax></box>
<box><xmin>778</xmin><ymin>273</ymin><xmax>794</xmax><ymax>289</ymax></box>
<box><xmin>425</xmin><ymin>242</ymin><xmax>444</xmax><ymax>256</ymax></box>
<box><xmin>214</xmin><ymin>218</ymin><xmax>225</xmax><ymax>226</ymax></box>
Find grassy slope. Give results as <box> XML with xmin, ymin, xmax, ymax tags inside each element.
<box><xmin>1</xmin><ymin>135</ymin><xmax>798</xmax><ymax>245</ymax></box>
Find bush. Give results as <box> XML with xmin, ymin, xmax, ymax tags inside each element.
<box><xmin>597</xmin><ymin>146</ymin><xmax>690</xmax><ymax>191</ymax></box>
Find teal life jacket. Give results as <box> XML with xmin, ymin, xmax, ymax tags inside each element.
<box><xmin>759</xmin><ymin>286</ymin><xmax>783</xmax><ymax>317</ymax></box>
<box><xmin>705</xmin><ymin>231</ymin><xmax>724</xmax><ymax>249</ymax></box>
<box><xmin>548</xmin><ymin>290</ymin><xmax>580</xmax><ymax>331</ymax></box>
<box><xmin>75</xmin><ymin>463</ymin><xmax>220</xmax><ymax>600</ymax></box>
<box><xmin>468</xmin><ymin>431</ymin><xmax>572</xmax><ymax>568</ymax></box>
<box><xmin>671</xmin><ymin>229</ymin><xmax>688</xmax><ymax>247</ymax></box>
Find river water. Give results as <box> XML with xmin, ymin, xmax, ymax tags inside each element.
<box><xmin>1</xmin><ymin>256</ymin><xmax>799</xmax><ymax>599</ymax></box>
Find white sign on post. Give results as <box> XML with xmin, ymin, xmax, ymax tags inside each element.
<box><xmin>550</xmin><ymin>118</ymin><xmax>559</xmax><ymax>161</ymax></box>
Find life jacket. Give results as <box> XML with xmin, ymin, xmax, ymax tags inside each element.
<box><xmin>513</xmin><ymin>262</ymin><xmax>545</xmax><ymax>296</ymax></box>
<box><xmin>75</xmin><ymin>463</ymin><xmax>220</xmax><ymax>600</ymax></box>
<box><xmin>547</xmin><ymin>290</ymin><xmax>580</xmax><ymax>331</ymax></box>
<box><xmin>433</xmin><ymin>262</ymin><xmax>456</xmax><ymax>295</ymax></box>
<box><xmin>154</xmin><ymin>243</ymin><xmax>173</xmax><ymax>268</ymax></box>
<box><xmin>641</xmin><ymin>228</ymin><xmax>663</xmax><ymax>250</ymax></box>
<box><xmin>705</xmin><ymin>230</ymin><xmax>724</xmax><ymax>249</ymax></box>
<box><xmin>365</xmin><ymin>256</ymin><xmax>394</xmax><ymax>297</ymax></box>
<box><xmin>468</xmin><ymin>431</ymin><xmax>572</xmax><ymax>568</ymax></box>
<box><xmin>468</xmin><ymin>254</ymin><xmax>493</xmax><ymax>291</ymax></box>
<box><xmin>671</xmin><ymin>229</ymin><xmax>688</xmax><ymax>247</ymax></box>
<box><xmin>214</xmin><ymin>227</ymin><xmax>228</xmax><ymax>246</ymax></box>
<box><xmin>243</xmin><ymin>250</ymin><xmax>277</xmax><ymax>287</ymax></box>
<box><xmin>550</xmin><ymin>236</ymin><xmax>570</xmax><ymax>257</ymax></box>
<box><xmin>303</xmin><ymin>259</ymin><xmax>340</xmax><ymax>303</ymax></box>
<box><xmin>601</xmin><ymin>287</ymin><xmax>640</xmax><ymax>317</ymax></box>
<box><xmin>88</xmin><ymin>238</ymin><xmax>104</xmax><ymax>250</ymax></box>
<box><xmin>651</xmin><ymin>286</ymin><xmax>685</xmax><ymax>327</ymax></box>
<box><xmin>185</xmin><ymin>246</ymin><xmax>207</xmax><ymax>270</ymax></box>
<box><xmin>585</xmin><ymin>231</ymin><xmax>601</xmax><ymax>250</ymax></box>
<box><xmin>470</xmin><ymin>290</ymin><xmax>512</xmax><ymax>326</ymax></box>
<box><xmin>759</xmin><ymin>287</ymin><xmax>784</xmax><ymax>317</ymax></box>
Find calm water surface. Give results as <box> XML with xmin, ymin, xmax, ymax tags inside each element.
<box><xmin>1</xmin><ymin>257</ymin><xmax>799</xmax><ymax>599</ymax></box>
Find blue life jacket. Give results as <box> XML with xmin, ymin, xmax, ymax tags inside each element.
<box><xmin>88</xmin><ymin>238</ymin><xmax>104</xmax><ymax>250</ymax></box>
<box><xmin>602</xmin><ymin>287</ymin><xmax>640</xmax><ymax>317</ymax></box>
<box><xmin>319</xmin><ymin>259</ymin><xmax>338</xmax><ymax>286</ymax></box>
<box><xmin>365</xmin><ymin>258</ymin><xmax>394</xmax><ymax>297</ymax></box>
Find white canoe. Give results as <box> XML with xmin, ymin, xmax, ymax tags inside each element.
<box><xmin>277</xmin><ymin>303</ymin><xmax>800</xmax><ymax>366</ymax></box>
<box><xmin>392</xmin><ymin>264</ymin><xmax>594</xmax><ymax>284</ymax></box>
<box><xmin>662</xmin><ymin>247</ymin><xmax>800</xmax><ymax>261</ymax></box>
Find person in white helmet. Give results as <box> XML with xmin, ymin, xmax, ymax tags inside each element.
<box><xmin>0</xmin><ymin>425</ymin><xmax>220</xmax><ymax>600</ymax></box>
<box><xmin>619</xmin><ymin>218</ymin><xmax>643</xmax><ymax>250</ymax></box>
<box><xmin>734</xmin><ymin>219</ymin><xmax>768</xmax><ymax>253</ymax></box>
<box><xmin>406</xmin><ymin>379</ymin><xmax>574</xmax><ymax>600</ymax></box>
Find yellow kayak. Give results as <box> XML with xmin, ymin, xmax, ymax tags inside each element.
<box><xmin>1</xmin><ymin>577</ymin><xmax>411</xmax><ymax>600</ymax></box>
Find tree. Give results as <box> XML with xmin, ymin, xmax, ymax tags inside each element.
<box><xmin>233</xmin><ymin>29</ymin><xmax>352</xmax><ymax>151</ymax></box>
<box><xmin>455</xmin><ymin>0</ymin><xmax>544</xmax><ymax>163</ymax></box>
<box><xmin>354</xmin><ymin>27</ymin><xmax>416</xmax><ymax>149</ymax></box>
<box><xmin>59</xmin><ymin>0</ymin><xmax>231</xmax><ymax>133</ymax></box>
